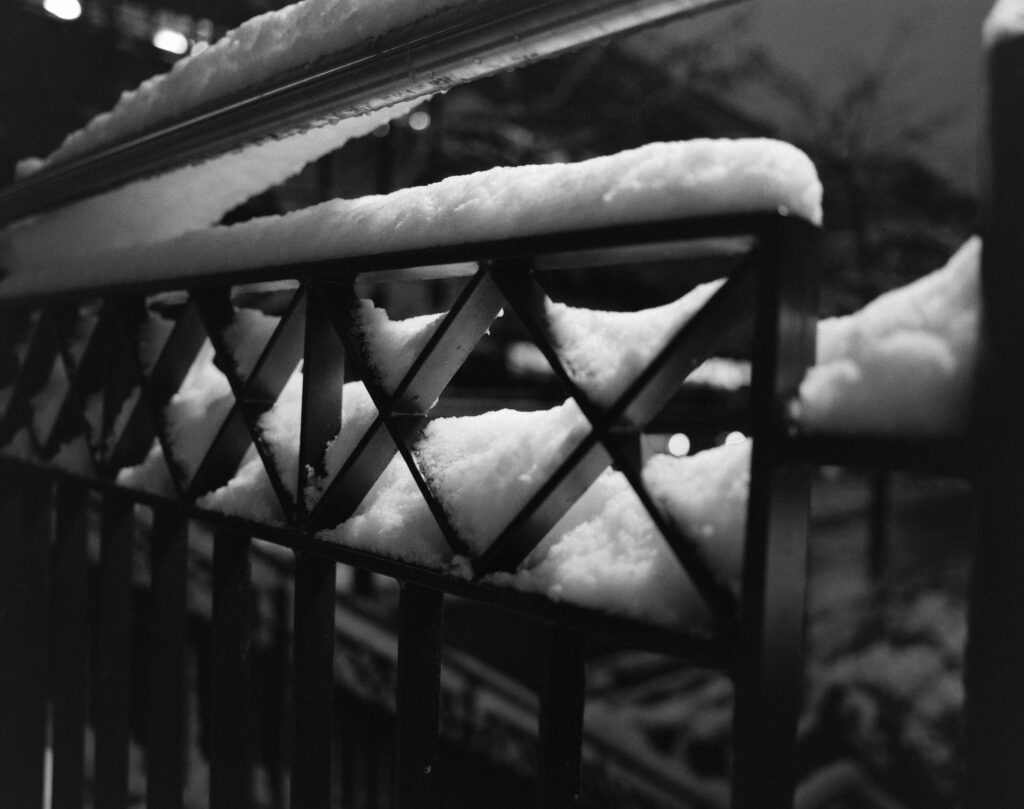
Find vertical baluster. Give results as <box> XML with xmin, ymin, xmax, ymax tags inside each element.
<box><xmin>394</xmin><ymin>584</ymin><xmax>444</xmax><ymax>809</ymax></box>
<box><xmin>339</xmin><ymin>693</ymin><xmax>357</xmax><ymax>808</ymax></box>
<box><xmin>967</xmin><ymin>6</ymin><xmax>1024</xmax><ymax>807</ymax></box>
<box><xmin>147</xmin><ymin>508</ymin><xmax>189</xmax><ymax>809</ymax></box>
<box><xmin>290</xmin><ymin>552</ymin><xmax>336</xmax><ymax>809</ymax></box>
<box><xmin>94</xmin><ymin>491</ymin><xmax>136</xmax><ymax>809</ymax></box>
<box><xmin>0</xmin><ymin>471</ymin><xmax>52</xmax><ymax>809</ymax></box>
<box><xmin>538</xmin><ymin>626</ymin><xmax>586</xmax><ymax>809</ymax></box>
<box><xmin>210</xmin><ymin>528</ymin><xmax>252</xmax><ymax>809</ymax></box>
<box><xmin>50</xmin><ymin>482</ymin><xmax>90</xmax><ymax>809</ymax></box>
<box><xmin>730</xmin><ymin>216</ymin><xmax>818</xmax><ymax>809</ymax></box>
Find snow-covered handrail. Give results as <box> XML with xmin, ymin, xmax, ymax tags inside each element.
<box><xmin>0</xmin><ymin>0</ymin><xmax>743</xmax><ymax>224</ymax></box>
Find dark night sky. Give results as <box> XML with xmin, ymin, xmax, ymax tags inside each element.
<box><xmin>639</xmin><ymin>0</ymin><xmax>994</xmax><ymax>193</ymax></box>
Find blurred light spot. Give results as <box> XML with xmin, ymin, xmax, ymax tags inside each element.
<box><xmin>153</xmin><ymin>27</ymin><xmax>190</xmax><ymax>55</ymax></box>
<box><xmin>408</xmin><ymin>110</ymin><xmax>432</xmax><ymax>131</ymax></box>
<box><xmin>667</xmin><ymin>433</ymin><xmax>691</xmax><ymax>457</ymax></box>
<box><xmin>372</xmin><ymin>123</ymin><xmax>391</xmax><ymax>138</ymax></box>
<box><xmin>724</xmin><ymin>431</ymin><xmax>746</xmax><ymax>445</ymax></box>
<box><xmin>43</xmin><ymin>0</ymin><xmax>82</xmax><ymax>21</ymax></box>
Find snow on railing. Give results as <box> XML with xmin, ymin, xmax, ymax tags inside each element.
<box><xmin>0</xmin><ymin>152</ymin><xmax>822</xmax><ymax>808</ymax></box>
<box><xmin>0</xmin><ymin>0</ymin><xmax>744</xmax><ymax>229</ymax></box>
<box><xmin>0</xmin><ymin>0</ymin><xmax>1004</xmax><ymax>806</ymax></box>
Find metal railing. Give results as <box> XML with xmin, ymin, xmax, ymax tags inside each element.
<box><xmin>2</xmin><ymin>1</ymin><xmax>1021</xmax><ymax>809</ymax></box>
<box><xmin>0</xmin><ymin>203</ymin><xmax>819</xmax><ymax>809</ymax></box>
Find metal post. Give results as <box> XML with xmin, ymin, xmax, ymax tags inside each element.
<box><xmin>538</xmin><ymin>626</ymin><xmax>587</xmax><ymax>809</ymax></box>
<box><xmin>394</xmin><ymin>583</ymin><xmax>445</xmax><ymax>809</ymax></box>
<box><xmin>0</xmin><ymin>471</ymin><xmax>51</xmax><ymax>809</ymax></box>
<box><xmin>50</xmin><ymin>482</ymin><xmax>90</xmax><ymax>809</ymax></box>
<box><xmin>147</xmin><ymin>508</ymin><xmax>189</xmax><ymax>809</ymax></box>
<box><xmin>967</xmin><ymin>4</ymin><xmax>1024</xmax><ymax>806</ymax></box>
<box><xmin>210</xmin><ymin>528</ymin><xmax>253</xmax><ymax>809</ymax></box>
<box><xmin>94</xmin><ymin>492</ymin><xmax>136</xmax><ymax>809</ymax></box>
<box><xmin>731</xmin><ymin>217</ymin><xmax>818</xmax><ymax>809</ymax></box>
<box><xmin>290</xmin><ymin>552</ymin><xmax>337</xmax><ymax>809</ymax></box>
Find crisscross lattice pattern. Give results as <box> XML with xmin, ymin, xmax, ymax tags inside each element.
<box><xmin>0</xmin><ymin>213</ymin><xmax>818</xmax><ymax>641</ymax></box>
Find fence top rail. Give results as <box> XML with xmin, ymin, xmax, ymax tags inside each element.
<box><xmin>0</xmin><ymin>0</ymin><xmax>745</xmax><ymax>225</ymax></box>
<box><xmin>0</xmin><ymin>138</ymin><xmax>821</xmax><ymax>305</ymax></box>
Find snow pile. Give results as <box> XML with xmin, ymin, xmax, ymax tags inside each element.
<box><xmin>323</xmin><ymin>401</ymin><xmax>591</xmax><ymax>565</ymax></box>
<box><xmin>499</xmin><ymin>441</ymin><xmax>747</xmax><ymax>626</ymax></box>
<box><xmin>1</xmin><ymin>105</ymin><xmax>420</xmax><ymax>288</ymax></box>
<box><xmin>984</xmin><ymin>0</ymin><xmax>1024</xmax><ymax>46</ymax></box>
<box><xmin>0</xmin><ymin>140</ymin><xmax>822</xmax><ymax>299</ymax></box>
<box><xmin>199</xmin><ymin>364</ymin><xmax>306</xmax><ymax>519</ymax></box>
<box><xmin>643</xmin><ymin>441</ymin><xmax>748</xmax><ymax>594</ymax></box>
<box><xmin>415</xmin><ymin>401</ymin><xmax>590</xmax><ymax>554</ymax></box>
<box><xmin>323</xmin><ymin>455</ymin><xmax>449</xmax><ymax>567</ymax></box>
<box><xmin>1</xmin><ymin>0</ymin><xmax>456</xmax><ymax>290</ymax></box>
<box><xmin>118</xmin><ymin>338</ymin><xmax>236</xmax><ymax>493</ymax></box>
<box><xmin>311</xmin><ymin>381</ymin><xmax>379</xmax><ymax>503</ymax></box>
<box><xmin>222</xmin><ymin>307</ymin><xmax>281</xmax><ymax>382</ymax></box>
<box><xmin>165</xmin><ymin>341</ymin><xmax>234</xmax><ymax>478</ymax></box>
<box><xmin>304</xmin><ymin>300</ymin><xmax>446</xmax><ymax>505</ymax></box>
<box><xmin>2</xmin><ymin>0</ymin><xmax>459</xmax><ymax>284</ymax></box>
<box><xmin>29</xmin><ymin>0</ymin><xmax>461</xmax><ymax>168</ymax></box>
<box><xmin>546</xmin><ymin>279</ymin><xmax>724</xmax><ymax>407</ymax></box>
<box><xmin>796</xmin><ymin>237</ymin><xmax>980</xmax><ymax>435</ymax></box>
<box><xmin>351</xmin><ymin>299</ymin><xmax>445</xmax><ymax>396</ymax></box>
<box><xmin>117</xmin><ymin>441</ymin><xmax>177</xmax><ymax>497</ymax></box>
<box><xmin>496</xmin><ymin>472</ymin><xmax>693</xmax><ymax>626</ymax></box>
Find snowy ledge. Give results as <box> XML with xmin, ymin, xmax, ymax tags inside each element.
<box><xmin>0</xmin><ymin>139</ymin><xmax>821</xmax><ymax>301</ymax></box>
<box><xmin>23</xmin><ymin>0</ymin><xmax>471</xmax><ymax>172</ymax></box>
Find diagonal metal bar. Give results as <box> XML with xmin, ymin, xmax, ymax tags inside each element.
<box><xmin>307</xmin><ymin>271</ymin><xmax>500</xmax><ymax>547</ymax></box>
<box><xmin>0</xmin><ymin>312</ymin><xmax>36</xmax><ymax>407</ymax></box>
<box><xmin>111</xmin><ymin>296</ymin><xmax>206</xmax><ymax>488</ymax></box>
<box><xmin>319</xmin><ymin>287</ymin><xmax>468</xmax><ymax>556</ymax></box>
<box><xmin>0</xmin><ymin>310</ymin><xmax>58</xmax><ymax>446</ymax></box>
<box><xmin>387</xmin><ymin>267</ymin><xmax>504</xmax><ymax>414</ymax></box>
<box><xmin>193</xmin><ymin>289</ymin><xmax>304</xmax><ymax>516</ymax></box>
<box><xmin>488</xmin><ymin>257</ymin><xmax>750</xmax><ymax>620</ymax></box>
<box><xmin>473</xmin><ymin>432</ymin><xmax>611</xmax><ymax>575</ymax></box>
<box><xmin>607</xmin><ymin>258</ymin><xmax>758</xmax><ymax>429</ymax></box>
<box><xmin>184</xmin><ymin>406</ymin><xmax>255</xmax><ymax>501</ymax></box>
<box><xmin>105</xmin><ymin>298</ymin><xmax>205</xmax><ymax>494</ymax></box>
<box><xmin>104</xmin><ymin>299</ymin><xmax>164</xmax><ymax>476</ymax></box>
<box><xmin>41</xmin><ymin>305</ymin><xmax>111</xmax><ymax>466</ymax></box>
<box><xmin>599</xmin><ymin>427</ymin><xmax>739</xmax><ymax>632</ymax></box>
<box><xmin>307</xmin><ymin>417</ymin><xmax>403</xmax><ymax>533</ymax></box>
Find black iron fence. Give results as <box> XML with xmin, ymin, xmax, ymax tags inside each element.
<box><xmin>0</xmin><ymin>2</ymin><xmax>1021</xmax><ymax>809</ymax></box>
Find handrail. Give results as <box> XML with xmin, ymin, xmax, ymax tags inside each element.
<box><xmin>0</xmin><ymin>0</ymin><xmax>743</xmax><ymax>224</ymax></box>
